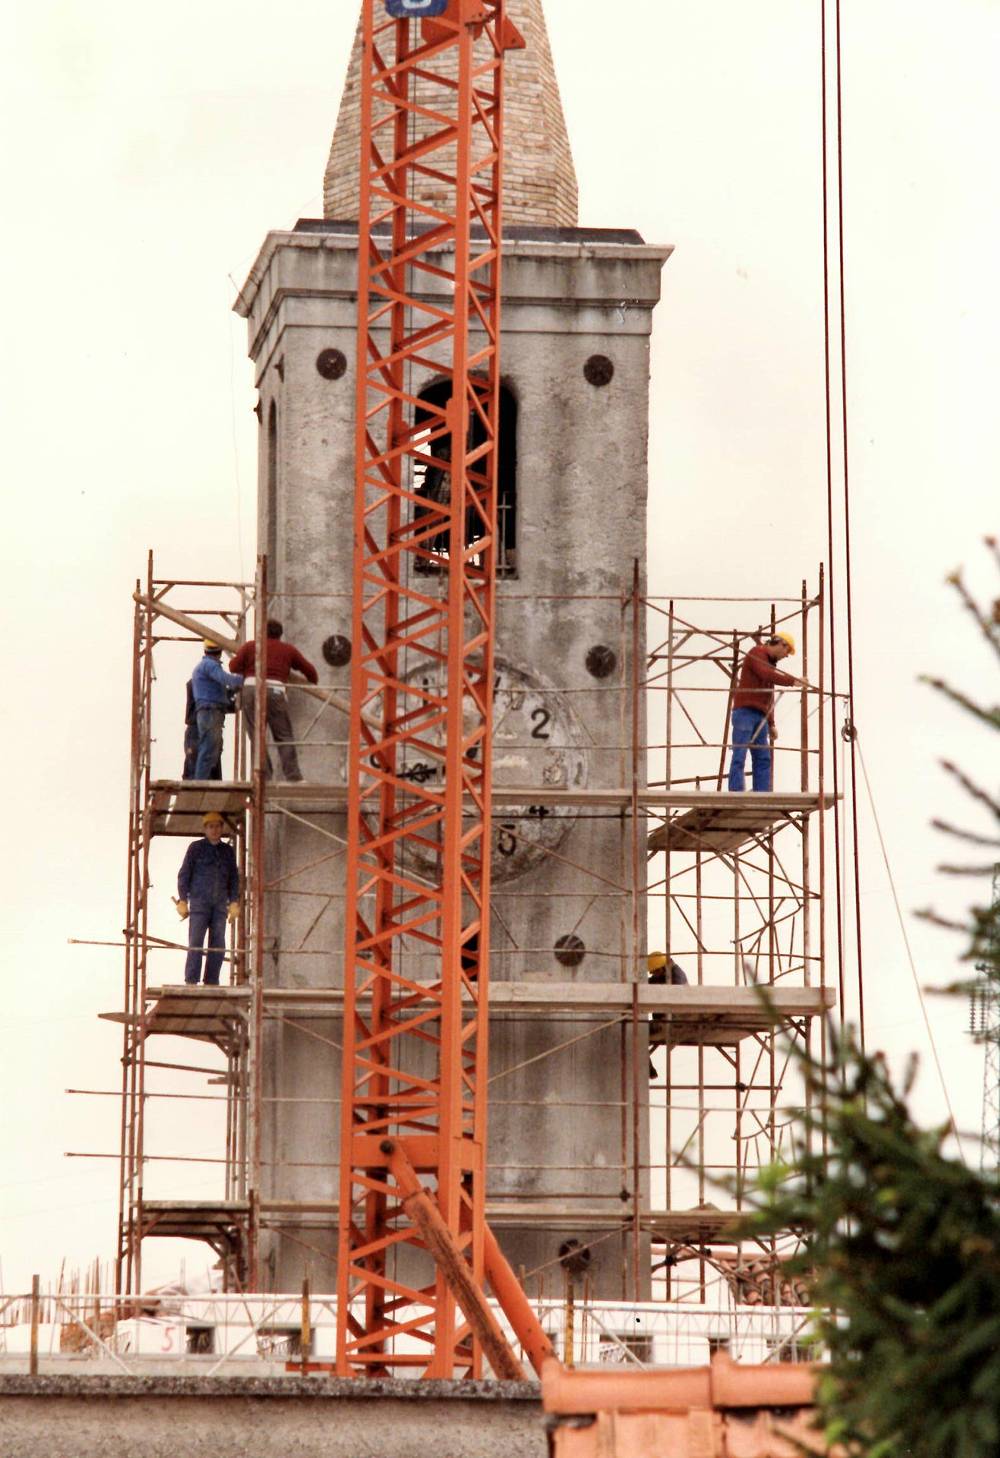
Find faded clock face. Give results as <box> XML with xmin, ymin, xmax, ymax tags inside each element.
<box><xmin>397</xmin><ymin>655</ymin><xmax>587</xmax><ymax>883</ymax></box>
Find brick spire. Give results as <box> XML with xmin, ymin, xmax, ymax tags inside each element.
<box><xmin>323</xmin><ymin>0</ymin><xmax>579</xmax><ymax>228</ymax></box>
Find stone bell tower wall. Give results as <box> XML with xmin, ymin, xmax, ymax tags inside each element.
<box><xmin>236</xmin><ymin>221</ymin><xmax>669</xmax><ymax>1296</ymax></box>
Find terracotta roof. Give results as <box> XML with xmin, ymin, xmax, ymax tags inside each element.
<box><xmin>543</xmin><ymin>1353</ymin><xmax>839</xmax><ymax>1457</ymax></box>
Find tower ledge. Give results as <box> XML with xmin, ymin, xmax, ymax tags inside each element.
<box><xmin>233</xmin><ymin>220</ymin><xmax>672</xmax><ymax>327</ymax></box>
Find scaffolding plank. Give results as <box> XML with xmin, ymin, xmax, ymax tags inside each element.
<box><xmin>648</xmin><ymin>792</ymin><xmax>834</xmax><ymax>856</ymax></box>
<box><xmin>139</xmin><ymin>1198</ymin><xmax>767</xmax><ymax>1257</ymax></box>
<box><xmin>149</xmin><ymin>780</ymin><xmax>252</xmax><ymax>837</ymax></box>
<box><xmin>257</xmin><ymin>983</ymin><xmax>833</xmax><ymax>1046</ymax></box>
<box><xmin>103</xmin><ymin>986</ymin><xmax>251</xmax><ymax>1050</ymax></box>
<box><xmin>104</xmin><ymin>983</ymin><xmax>829</xmax><ymax>1050</ymax></box>
<box><xmin>488</xmin><ymin>982</ymin><xmax>831</xmax><ymax>1020</ymax></box>
<box><xmin>477</xmin><ymin>1204</ymin><xmax>743</xmax><ymax>1243</ymax></box>
<box><xmin>258</xmin><ymin>1195</ymin><xmax>743</xmax><ymax>1242</ymax></box>
<box><xmin>139</xmin><ymin>1200</ymin><xmax>249</xmax><ymax>1240</ymax></box>
<box><xmin>646</xmin><ymin>1209</ymin><xmax>742</xmax><ymax>1244</ymax></box>
<box><xmin>146</xmin><ymin>781</ymin><xmax>834</xmax><ymax>841</ymax></box>
<box><xmin>146</xmin><ymin>989</ymin><xmax>249</xmax><ymax>1046</ymax></box>
<box><xmin>264</xmin><ymin>784</ymin><xmax>834</xmax><ymax>811</ymax></box>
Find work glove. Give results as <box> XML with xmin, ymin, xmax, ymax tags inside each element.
<box><xmin>176</xmin><ymin>899</ymin><xmax>189</xmax><ymax>920</ymax></box>
<box><xmin>227</xmin><ymin>902</ymin><xmax>240</xmax><ymax>924</ymax></box>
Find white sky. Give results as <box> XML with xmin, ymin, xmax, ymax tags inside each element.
<box><xmin>1</xmin><ymin>0</ymin><xmax>997</xmax><ymax>1294</ymax></box>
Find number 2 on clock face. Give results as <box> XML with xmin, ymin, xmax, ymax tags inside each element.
<box><xmin>530</xmin><ymin>706</ymin><xmax>551</xmax><ymax>740</ymax></box>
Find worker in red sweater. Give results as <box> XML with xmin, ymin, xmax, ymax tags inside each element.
<box><xmin>726</xmin><ymin>633</ymin><xmax>806</xmax><ymax>792</ymax></box>
<box><xmin>229</xmin><ymin>620</ymin><xmax>319</xmax><ymax>782</ymax></box>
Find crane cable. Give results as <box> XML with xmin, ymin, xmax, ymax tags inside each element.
<box><xmin>855</xmin><ymin>738</ymin><xmax>968</xmax><ymax>1163</ymax></box>
<box><xmin>820</xmin><ymin>0</ymin><xmax>846</xmax><ymax>1034</ymax></box>
<box><xmin>822</xmin><ymin>0</ymin><xmax>866</xmax><ymax>1050</ymax></box>
<box><xmin>823</xmin><ymin>4</ymin><xmax>964</xmax><ymax>1155</ymax></box>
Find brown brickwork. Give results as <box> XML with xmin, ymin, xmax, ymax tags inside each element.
<box><xmin>323</xmin><ymin>0</ymin><xmax>578</xmax><ymax>228</ymax></box>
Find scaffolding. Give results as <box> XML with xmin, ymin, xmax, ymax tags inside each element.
<box><xmin>114</xmin><ymin>557</ymin><xmax>257</xmax><ymax>1295</ymax></box>
<box><xmin>644</xmin><ymin>579</ymin><xmax>830</xmax><ymax>1304</ymax></box>
<box><xmin>99</xmin><ymin>553</ymin><xmax>837</xmax><ymax>1331</ymax></box>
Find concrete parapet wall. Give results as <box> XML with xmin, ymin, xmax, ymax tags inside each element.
<box><xmin>0</xmin><ymin>1376</ymin><xmax>545</xmax><ymax>1458</ymax></box>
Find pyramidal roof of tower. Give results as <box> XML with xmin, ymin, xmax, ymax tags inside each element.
<box><xmin>323</xmin><ymin>0</ymin><xmax>579</xmax><ymax>229</ymax></box>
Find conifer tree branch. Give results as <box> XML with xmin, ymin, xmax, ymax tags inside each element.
<box><xmin>921</xmin><ymin>675</ymin><xmax>1000</xmax><ymax>732</ymax></box>
<box><xmin>944</xmin><ymin>568</ymin><xmax>1000</xmax><ymax>663</ymax></box>
<box><xmin>939</xmin><ymin>759</ymin><xmax>1000</xmax><ymax>822</ymax></box>
<box><xmin>930</xmin><ymin>817</ymin><xmax>1000</xmax><ymax>848</ymax></box>
<box><xmin>739</xmin><ymin>1023</ymin><xmax>1000</xmax><ymax>1458</ymax></box>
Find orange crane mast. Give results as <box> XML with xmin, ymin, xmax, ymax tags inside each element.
<box><xmin>336</xmin><ymin>0</ymin><xmax>536</xmax><ymax>1379</ymax></box>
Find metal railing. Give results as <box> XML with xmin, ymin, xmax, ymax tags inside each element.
<box><xmin>0</xmin><ymin>1289</ymin><xmax>824</xmax><ymax>1376</ymax></box>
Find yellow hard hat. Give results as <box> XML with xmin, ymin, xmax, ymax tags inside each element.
<box><xmin>773</xmin><ymin>631</ymin><xmax>796</xmax><ymax>654</ymax></box>
<box><xmin>203</xmin><ymin>638</ymin><xmax>222</xmax><ymax>653</ymax></box>
<box><xmin>202</xmin><ymin>812</ymin><xmax>224</xmax><ymax>827</ymax></box>
<box><xmin>647</xmin><ymin>952</ymin><xmax>668</xmax><ymax>974</ymax></box>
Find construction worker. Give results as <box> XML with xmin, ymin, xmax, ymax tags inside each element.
<box><xmin>191</xmin><ymin>641</ymin><xmax>244</xmax><ymax>781</ymax></box>
<box><xmin>647</xmin><ymin>951</ymin><xmax>688</xmax><ymax>1079</ymax></box>
<box><xmin>726</xmin><ymin>633</ymin><xmax>806</xmax><ymax>793</ymax></box>
<box><xmin>229</xmin><ymin>620</ymin><xmax>318</xmax><ymax>782</ymax></box>
<box><xmin>176</xmin><ymin>812</ymin><xmax>240</xmax><ymax>985</ymax></box>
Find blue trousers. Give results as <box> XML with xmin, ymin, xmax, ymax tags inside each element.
<box><xmin>727</xmin><ymin>707</ymin><xmax>772</xmax><ymax>792</ymax></box>
<box><xmin>184</xmin><ymin>900</ymin><xmax>228</xmax><ymax>985</ymax></box>
<box><xmin>193</xmin><ymin>707</ymin><xmax>225</xmax><ymax>780</ymax></box>
<box><xmin>182</xmin><ymin>721</ymin><xmax>199</xmax><ymax>780</ymax></box>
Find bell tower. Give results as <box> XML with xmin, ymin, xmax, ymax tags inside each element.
<box><xmin>236</xmin><ymin>0</ymin><xmax>670</xmax><ymax>1297</ymax></box>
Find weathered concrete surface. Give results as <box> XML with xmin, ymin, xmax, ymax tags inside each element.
<box><xmin>0</xmin><ymin>1376</ymin><xmax>546</xmax><ymax>1458</ymax></box>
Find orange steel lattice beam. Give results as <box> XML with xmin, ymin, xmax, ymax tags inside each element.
<box><xmin>336</xmin><ymin>0</ymin><xmax>523</xmax><ymax>1378</ymax></box>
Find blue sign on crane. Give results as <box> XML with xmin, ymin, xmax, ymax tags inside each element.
<box><xmin>385</xmin><ymin>0</ymin><xmax>449</xmax><ymax>17</ymax></box>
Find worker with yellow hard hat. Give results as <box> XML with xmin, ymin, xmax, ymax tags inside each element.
<box><xmin>175</xmin><ymin>811</ymin><xmax>241</xmax><ymax>985</ymax></box>
<box><xmin>647</xmin><ymin>951</ymin><xmax>688</xmax><ymax>982</ymax></box>
<box><xmin>189</xmin><ymin>638</ymin><xmax>244</xmax><ymax>781</ymax></box>
<box><xmin>646</xmin><ymin>950</ymin><xmax>689</xmax><ymax>1080</ymax></box>
<box><xmin>726</xmin><ymin>631</ymin><xmax>809</xmax><ymax>793</ymax></box>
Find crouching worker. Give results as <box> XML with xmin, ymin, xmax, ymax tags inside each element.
<box><xmin>647</xmin><ymin>951</ymin><xmax>688</xmax><ymax>1079</ymax></box>
<box><xmin>175</xmin><ymin>812</ymin><xmax>240</xmax><ymax>986</ymax></box>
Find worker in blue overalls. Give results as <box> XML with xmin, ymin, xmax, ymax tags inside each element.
<box><xmin>190</xmin><ymin>640</ymin><xmax>243</xmax><ymax>781</ymax></box>
<box><xmin>176</xmin><ymin>812</ymin><xmax>241</xmax><ymax>985</ymax></box>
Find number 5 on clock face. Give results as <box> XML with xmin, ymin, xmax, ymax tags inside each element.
<box><xmin>487</xmin><ymin>661</ymin><xmax>588</xmax><ymax>881</ymax></box>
